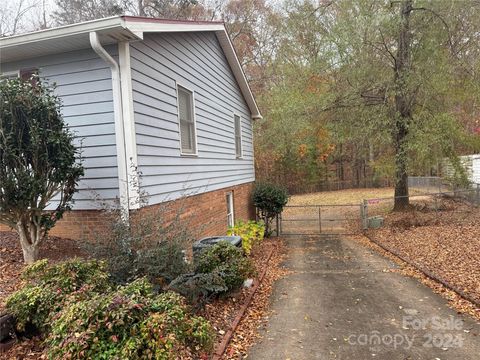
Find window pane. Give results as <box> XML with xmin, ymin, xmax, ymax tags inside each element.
<box><xmin>177</xmin><ymin>86</ymin><xmax>196</xmax><ymax>154</ymax></box>
<box><xmin>234</xmin><ymin>115</ymin><xmax>242</xmax><ymax>157</ymax></box>
<box><xmin>180</xmin><ymin>121</ymin><xmax>192</xmax><ymax>151</ymax></box>
<box><xmin>226</xmin><ymin>193</ymin><xmax>234</xmax><ymax>227</ymax></box>
<box><xmin>0</xmin><ymin>73</ymin><xmax>18</xmax><ymax>81</ymax></box>
<box><xmin>178</xmin><ymin>88</ymin><xmax>192</xmax><ymax>123</ymax></box>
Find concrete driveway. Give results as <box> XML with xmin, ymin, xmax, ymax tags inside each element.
<box><xmin>248</xmin><ymin>235</ymin><xmax>480</xmax><ymax>360</ymax></box>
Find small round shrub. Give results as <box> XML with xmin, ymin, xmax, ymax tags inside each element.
<box><xmin>252</xmin><ymin>183</ymin><xmax>288</xmax><ymax>236</ymax></box>
<box><xmin>46</xmin><ymin>278</ymin><xmax>213</xmax><ymax>360</ymax></box>
<box><xmin>6</xmin><ymin>259</ymin><xmax>111</xmax><ymax>333</ymax></box>
<box><xmin>195</xmin><ymin>242</ymin><xmax>255</xmax><ymax>291</ymax></box>
<box><xmin>169</xmin><ymin>242</ymin><xmax>254</xmax><ymax>307</ymax></box>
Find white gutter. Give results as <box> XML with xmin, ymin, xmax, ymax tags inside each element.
<box><xmin>89</xmin><ymin>31</ymin><xmax>130</xmax><ymax>218</ymax></box>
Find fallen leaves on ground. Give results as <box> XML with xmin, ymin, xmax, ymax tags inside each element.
<box><xmin>349</xmin><ymin>199</ymin><xmax>480</xmax><ymax>321</ymax></box>
<box><xmin>1</xmin><ymin>232</ymin><xmax>287</xmax><ymax>360</ymax></box>
<box><xmin>0</xmin><ymin>231</ymin><xmax>84</xmax><ymax>359</ymax></box>
<box><xmin>223</xmin><ymin>239</ymin><xmax>288</xmax><ymax>359</ymax></box>
<box><xmin>200</xmin><ymin>238</ymin><xmax>288</xmax><ymax>359</ymax></box>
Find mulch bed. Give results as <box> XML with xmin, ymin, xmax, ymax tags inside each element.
<box><xmin>0</xmin><ymin>232</ymin><xmax>286</xmax><ymax>359</ymax></box>
<box><xmin>1</xmin><ymin>231</ymin><xmax>84</xmax><ymax>360</ymax></box>
<box><xmin>199</xmin><ymin>237</ymin><xmax>287</xmax><ymax>359</ymax></box>
<box><xmin>359</xmin><ymin>198</ymin><xmax>480</xmax><ymax>320</ymax></box>
<box><xmin>0</xmin><ymin>231</ymin><xmax>84</xmax><ymax>306</ymax></box>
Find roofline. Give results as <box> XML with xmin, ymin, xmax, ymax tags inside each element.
<box><xmin>0</xmin><ymin>16</ymin><xmax>262</xmax><ymax>118</ymax></box>
<box><xmin>0</xmin><ymin>16</ymin><xmax>125</xmax><ymax>48</ymax></box>
<box><xmin>121</xmin><ymin>15</ymin><xmax>224</xmax><ymax>25</ymax></box>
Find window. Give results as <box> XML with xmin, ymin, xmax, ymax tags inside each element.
<box><xmin>1</xmin><ymin>69</ymin><xmax>38</xmax><ymax>84</ymax></box>
<box><xmin>234</xmin><ymin>114</ymin><xmax>242</xmax><ymax>158</ymax></box>
<box><xmin>20</xmin><ymin>68</ymin><xmax>38</xmax><ymax>82</ymax></box>
<box><xmin>177</xmin><ymin>85</ymin><xmax>197</xmax><ymax>155</ymax></box>
<box><xmin>226</xmin><ymin>192</ymin><xmax>234</xmax><ymax>227</ymax></box>
<box><xmin>0</xmin><ymin>71</ymin><xmax>19</xmax><ymax>80</ymax></box>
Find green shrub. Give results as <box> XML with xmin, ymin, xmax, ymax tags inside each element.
<box><xmin>195</xmin><ymin>242</ymin><xmax>255</xmax><ymax>292</ymax></box>
<box><xmin>135</xmin><ymin>241</ymin><xmax>191</xmax><ymax>286</ymax></box>
<box><xmin>0</xmin><ymin>77</ymin><xmax>84</xmax><ymax>264</ymax></box>
<box><xmin>169</xmin><ymin>242</ymin><xmax>255</xmax><ymax>307</ymax></box>
<box><xmin>168</xmin><ymin>272</ymin><xmax>228</xmax><ymax>306</ymax></box>
<box><xmin>227</xmin><ymin>220</ymin><xmax>265</xmax><ymax>255</ymax></box>
<box><xmin>86</xmin><ymin>199</ymin><xmax>195</xmax><ymax>286</ymax></box>
<box><xmin>46</xmin><ymin>279</ymin><xmax>213</xmax><ymax>360</ymax></box>
<box><xmin>6</xmin><ymin>259</ymin><xmax>111</xmax><ymax>333</ymax></box>
<box><xmin>252</xmin><ymin>183</ymin><xmax>288</xmax><ymax>237</ymax></box>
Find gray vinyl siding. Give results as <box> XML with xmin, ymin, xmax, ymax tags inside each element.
<box><xmin>130</xmin><ymin>32</ymin><xmax>255</xmax><ymax>205</ymax></box>
<box><xmin>0</xmin><ymin>47</ymin><xmax>119</xmax><ymax>209</ymax></box>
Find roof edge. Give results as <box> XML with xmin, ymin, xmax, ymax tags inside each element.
<box><xmin>0</xmin><ymin>15</ymin><xmax>262</xmax><ymax>119</ymax></box>
<box><xmin>0</xmin><ymin>16</ymin><xmax>124</xmax><ymax>47</ymax></box>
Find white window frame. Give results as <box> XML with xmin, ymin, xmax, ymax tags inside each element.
<box><xmin>176</xmin><ymin>83</ymin><xmax>198</xmax><ymax>156</ymax></box>
<box><xmin>233</xmin><ymin>113</ymin><xmax>243</xmax><ymax>159</ymax></box>
<box><xmin>226</xmin><ymin>191</ymin><xmax>235</xmax><ymax>227</ymax></box>
<box><xmin>0</xmin><ymin>70</ymin><xmax>20</xmax><ymax>80</ymax></box>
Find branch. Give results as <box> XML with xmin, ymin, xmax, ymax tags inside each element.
<box><xmin>379</xmin><ymin>29</ymin><xmax>397</xmax><ymax>67</ymax></box>
<box><xmin>411</xmin><ymin>6</ymin><xmax>453</xmax><ymax>50</ymax></box>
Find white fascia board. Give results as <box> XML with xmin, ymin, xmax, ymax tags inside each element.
<box><xmin>123</xmin><ymin>20</ymin><xmax>224</xmax><ymax>34</ymax></box>
<box><xmin>0</xmin><ymin>17</ymin><xmax>125</xmax><ymax>49</ymax></box>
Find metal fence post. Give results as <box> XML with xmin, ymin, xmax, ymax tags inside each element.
<box><xmin>318</xmin><ymin>206</ymin><xmax>322</xmax><ymax>233</ymax></box>
<box><xmin>275</xmin><ymin>214</ymin><xmax>280</xmax><ymax>236</ymax></box>
<box><xmin>362</xmin><ymin>199</ymin><xmax>368</xmax><ymax>230</ymax></box>
<box><xmin>476</xmin><ymin>184</ymin><xmax>480</xmax><ymax>206</ymax></box>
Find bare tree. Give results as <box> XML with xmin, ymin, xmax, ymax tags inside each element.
<box><xmin>52</xmin><ymin>0</ymin><xmax>124</xmax><ymax>25</ymax></box>
<box><xmin>0</xmin><ymin>0</ymin><xmax>41</xmax><ymax>36</ymax></box>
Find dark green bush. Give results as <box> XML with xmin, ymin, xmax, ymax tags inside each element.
<box><xmin>0</xmin><ymin>77</ymin><xmax>83</xmax><ymax>264</ymax></box>
<box><xmin>252</xmin><ymin>182</ymin><xmax>288</xmax><ymax>236</ymax></box>
<box><xmin>195</xmin><ymin>242</ymin><xmax>255</xmax><ymax>289</ymax></box>
<box><xmin>136</xmin><ymin>241</ymin><xmax>191</xmax><ymax>286</ymax></box>
<box><xmin>46</xmin><ymin>278</ymin><xmax>213</xmax><ymax>360</ymax></box>
<box><xmin>5</xmin><ymin>259</ymin><xmax>111</xmax><ymax>333</ymax></box>
<box><xmin>170</xmin><ymin>242</ymin><xmax>255</xmax><ymax>306</ymax></box>
<box><xmin>168</xmin><ymin>272</ymin><xmax>228</xmax><ymax>306</ymax></box>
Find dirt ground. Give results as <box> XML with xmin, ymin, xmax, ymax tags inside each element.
<box><xmin>287</xmin><ymin>186</ymin><xmax>433</xmax><ymax>206</ymax></box>
<box><xmin>366</xmin><ymin>198</ymin><xmax>480</xmax><ymax>305</ymax></box>
<box><xmin>288</xmin><ymin>187</ymin><xmax>396</xmax><ymax>205</ymax></box>
<box><xmin>0</xmin><ymin>232</ymin><xmax>84</xmax><ymax>306</ymax></box>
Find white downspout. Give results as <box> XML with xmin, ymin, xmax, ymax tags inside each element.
<box><xmin>89</xmin><ymin>31</ymin><xmax>129</xmax><ymax>219</ymax></box>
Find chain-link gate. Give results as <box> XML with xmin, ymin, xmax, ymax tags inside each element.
<box><xmin>279</xmin><ymin>204</ymin><xmax>362</xmax><ymax>235</ymax></box>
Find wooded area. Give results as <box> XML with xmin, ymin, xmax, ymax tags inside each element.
<box><xmin>2</xmin><ymin>0</ymin><xmax>480</xmax><ymax>208</ymax></box>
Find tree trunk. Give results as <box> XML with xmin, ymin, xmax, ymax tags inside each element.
<box><xmin>16</xmin><ymin>221</ymin><xmax>41</xmax><ymax>264</ymax></box>
<box><xmin>393</xmin><ymin>0</ymin><xmax>413</xmax><ymax>210</ymax></box>
<box><xmin>138</xmin><ymin>0</ymin><xmax>145</xmax><ymax>16</ymax></box>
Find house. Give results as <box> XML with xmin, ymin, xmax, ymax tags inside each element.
<box><xmin>0</xmin><ymin>16</ymin><xmax>261</xmax><ymax>240</ymax></box>
<box><xmin>444</xmin><ymin>154</ymin><xmax>480</xmax><ymax>185</ymax></box>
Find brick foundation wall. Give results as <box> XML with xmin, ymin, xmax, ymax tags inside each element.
<box><xmin>0</xmin><ymin>182</ymin><xmax>255</xmax><ymax>242</ymax></box>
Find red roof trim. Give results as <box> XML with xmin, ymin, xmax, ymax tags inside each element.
<box><xmin>121</xmin><ymin>15</ymin><xmax>224</xmax><ymax>25</ymax></box>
